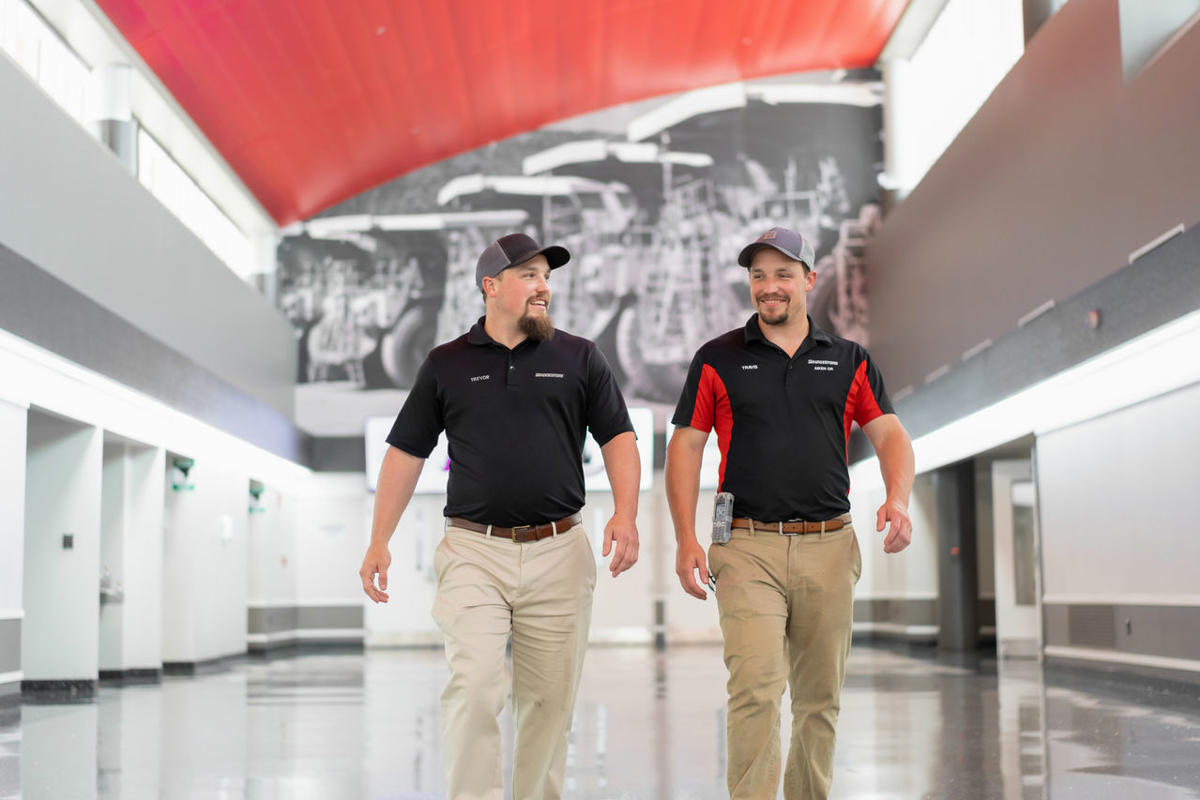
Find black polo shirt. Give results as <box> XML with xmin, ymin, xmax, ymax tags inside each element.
<box><xmin>672</xmin><ymin>315</ymin><xmax>894</xmax><ymax>521</ymax></box>
<box><xmin>386</xmin><ymin>318</ymin><xmax>633</xmax><ymax>526</ymax></box>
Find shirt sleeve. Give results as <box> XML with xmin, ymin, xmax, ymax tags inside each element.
<box><xmin>584</xmin><ymin>344</ymin><xmax>634</xmax><ymax>446</ymax></box>
<box><xmin>671</xmin><ymin>351</ymin><xmax>715</xmax><ymax>432</ymax></box>
<box><xmin>385</xmin><ymin>356</ymin><xmax>444</xmax><ymax>457</ymax></box>
<box><xmin>852</xmin><ymin>350</ymin><xmax>895</xmax><ymax>427</ymax></box>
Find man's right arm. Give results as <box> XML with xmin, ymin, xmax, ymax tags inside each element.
<box><xmin>666</xmin><ymin>425</ymin><xmax>711</xmax><ymax>600</ymax></box>
<box><xmin>359</xmin><ymin>445</ymin><xmax>426</xmax><ymax>603</ymax></box>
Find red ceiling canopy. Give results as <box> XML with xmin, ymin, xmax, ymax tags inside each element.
<box><xmin>95</xmin><ymin>0</ymin><xmax>908</xmax><ymax>226</ymax></box>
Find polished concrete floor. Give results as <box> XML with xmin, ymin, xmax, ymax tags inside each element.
<box><xmin>2</xmin><ymin>642</ymin><xmax>1199</xmax><ymax>799</ymax></box>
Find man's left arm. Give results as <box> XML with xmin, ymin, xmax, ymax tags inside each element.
<box><xmin>599</xmin><ymin>431</ymin><xmax>640</xmax><ymax>577</ymax></box>
<box><xmin>862</xmin><ymin>414</ymin><xmax>915</xmax><ymax>554</ymax></box>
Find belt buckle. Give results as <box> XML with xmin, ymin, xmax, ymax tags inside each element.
<box><xmin>511</xmin><ymin>525</ymin><xmax>533</xmax><ymax>543</ymax></box>
<box><xmin>779</xmin><ymin>521</ymin><xmax>797</xmax><ymax>536</ymax></box>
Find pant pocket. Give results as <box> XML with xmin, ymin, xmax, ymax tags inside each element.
<box><xmin>850</xmin><ymin>530</ymin><xmax>862</xmax><ymax>583</ymax></box>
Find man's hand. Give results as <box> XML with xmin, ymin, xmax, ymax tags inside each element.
<box><xmin>603</xmin><ymin>515</ymin><xmax>639</xmax><ymax>577</ymax></box>
<box><xmin>359</xmin><ymin>543</ymin><xmax>392</xmax><ymax>603</ymax></box>
<box><xmin>675</xmin><ymin>536</ymin><xmax>710</xmax><ymax>600</ymax></box>
<box><xmin>876</xmin><ymin>499</ymin><xmax>913</xmax><ymax>554</ymax></box>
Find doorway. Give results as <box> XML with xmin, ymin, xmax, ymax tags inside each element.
<box><xmin>991</xmin><ymin>460</ymin><xmax>1042</xmax><ymax>659</ymax></box>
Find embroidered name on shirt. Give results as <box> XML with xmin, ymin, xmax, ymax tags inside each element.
<box><xmin>470</xmin><ymin>374</ymin><xmax>490</xmax><ymax>382</ymax></box>
<box><xmin>535</xmin><ymin>372</ymin><xmax>565</xmax><ymax>379</ymax></box>
<box><xmin>808</xmin><ymin>359</ymin><xmax>839</xmax><ymax>372</ymax></box>
<box><xmin>741</xmin><ymin>364</ymin><xmax>758</xmax><ymax>370</ymax></box>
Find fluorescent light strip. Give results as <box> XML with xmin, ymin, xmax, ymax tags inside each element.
<box><xmin>0</xmin><ymin>328</ymin><xmax>310</xmax><ymax>490</ymax></box>
<box><xmin>851</xmin><ymin>307</ymin><xmax>1200</xmax><ymax>489</ymax></box>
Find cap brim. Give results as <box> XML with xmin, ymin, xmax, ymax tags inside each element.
<box><xmin>539</xmin><ymin>245</ymin><xmax>570</xmax><ymax>269</ymax></box>
<box><xmin>738</xmin><ymin>241</ymin><xmax>809</xmax><ymax>268</ymax></box>
<box><xmin>506</xmin><ymin>244</ymin><xmax>571</xmax><ymax>272</ymax></box>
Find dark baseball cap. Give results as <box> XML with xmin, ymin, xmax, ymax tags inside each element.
<box><xmin>737</xmin><ymin>226</ymin><xmax>815</xmax><ymax>269</ymax></box>
<box><xmin>475</xmin><ymin>233</ymin><xmax>570</xmax><ymax>288</ymax></box>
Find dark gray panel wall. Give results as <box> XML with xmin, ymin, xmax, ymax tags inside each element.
<box><xmin>1045</xmin><ymin>604</ymin><xmax>1200</xmax><ymax>662</ymax></box>
<box><xmin>0</xmin><ymin>54</ymin><xmax>295</xmax><ymax>416</ymax></box>
<box><xmin>869</xmin><ymin>0</ymin><xmax>1200</xmax><ymax>393</ymax></box>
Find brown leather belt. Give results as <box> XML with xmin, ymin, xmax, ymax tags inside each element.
<box><xmin>732</xmin><ymin>513</ymin><xmax>851</xmax><ymax>535</ymax></box>
<box><xmin>447</xmin><ymin>513</ymin><xmax>582</xmax><ymax>543</ymax></box>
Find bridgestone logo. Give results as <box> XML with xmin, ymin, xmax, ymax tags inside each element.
<box><xmin>535</xmin><ymin>372</ymin><xmax>564</xmax><ymax>379</ymax></box>
<box><xmin>809</xmin><ymin>359</ymin><xmax>839</xmax><ymax>372</ymax></box>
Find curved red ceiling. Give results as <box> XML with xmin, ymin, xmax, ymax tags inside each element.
<box><xmin>94</xmin><ymin>0</ymin><xmax>908</xmax><ymax>226</ymax></box>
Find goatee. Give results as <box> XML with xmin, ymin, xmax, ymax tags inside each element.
<box><xmin>519</xmin><ymin>312</ymin><xmax>555</xmax><ymax>341</ymax></box>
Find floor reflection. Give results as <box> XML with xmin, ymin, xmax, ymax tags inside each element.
<box><xmin>1</xmin><ymin>643</ymin><xmax>1198</xmax><ymax>799</ymax></box>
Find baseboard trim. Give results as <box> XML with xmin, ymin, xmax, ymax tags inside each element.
<box><xmin>99</xmin><ymin>668</ymin><xmax>162</xmax><ymax>684</ymax></box>
<box><xmin>1044</xmin><ymin>645</ymin><xmax>1200</xmax><ymax>675</ymax></box>
<box><xmin>21</xmin><ymin>679</ymin><xmax>96</xmax><ymax>696</ymax></box>
<box><xmin>852</xmin><ymin>622</ymin><xmax>939</xmax><ymax>642</ymax></box>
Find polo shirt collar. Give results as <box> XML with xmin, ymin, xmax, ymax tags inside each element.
<box><xmin>466</xmin><ymin>316</ymin><xmax>544</xmax><ymax>351</ymax></box>
<box><xmin>466</xmin><ymin>317</ymin><xmax>493</xmax><ymax>345</ymax></box>
<box><xmin>743</xmin><ymin>314</ymin><xmax>832</xmax><ymax>347</ymax></box>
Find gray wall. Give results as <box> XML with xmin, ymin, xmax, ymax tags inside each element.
<box><xmin>0</xmin><ymin>53</ymin><xmax>295</xmax><ymax>417</ymax></box>
<box><xmin>869</xmin><ymin>0</ymin><xmax>1200</xmax><ymax>392</ymax></box>
<box><xmin>1037</xmin><ymin>380</ymin><xmax>1200</xmax><ymax>668</ymax></box>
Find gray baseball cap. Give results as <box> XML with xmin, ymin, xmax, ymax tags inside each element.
<box><xmin>737</xmin><ymin>226</ymin><xmax>815</xmax><ymax>269</ymax></box>
<box><xmin>475</xmin><ymin>233</ymin><xmax>570</xmax><ymax>288</ymax></box>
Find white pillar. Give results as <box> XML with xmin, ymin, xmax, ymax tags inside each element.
<box><xmin>0</xmin><ymin>397</ymin><xmax>28</xmax><ymax>695</ymax></box>
<box><xmin>22</xmin><ymin>413</ymin><xmax>103</xmax><ymax>685</ymax></box>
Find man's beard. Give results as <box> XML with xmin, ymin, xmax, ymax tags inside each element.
<box><xmin>756</xmin><ymin>296</ymin><xmax>791</xmax><ymax>325</ymax></box>
<box><xmin>519</xmin><ymin>310</ymin><xmax>555</xmax><ymax>341</ymax></box>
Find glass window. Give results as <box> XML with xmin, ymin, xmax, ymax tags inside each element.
<box><xmin>138</xmin><ymin>130</ymin><xmax>257</xmax><ymax>280</ymax></box>
<box><xmin>0</xmin><ymin>0</ymin><xmax>89</xmax><ymax>123</ymax></box>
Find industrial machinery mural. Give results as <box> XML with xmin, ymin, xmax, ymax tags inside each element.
<box><xmin>276</xmin><ymin>80</ymin><xmax>884</xmax><ymax>404</ymax></box>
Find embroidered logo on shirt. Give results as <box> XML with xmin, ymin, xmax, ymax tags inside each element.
<box><xmin>808</xmin><ymin>359</ymin><xmax>839</xmax><ymax>372</ymax></box>
<box><xmin>535</xmin><ymin>372</ymin><xmax>565</xmax><ymax>379</ymax></box>
<box><xmin>470</xmin><ymin>374</ymin><xmax>490</xmax><ymax>382</ymax></box>
<box><xmin>741</xmin><ymin>364</ymin><xmax>758</xmax><ymax>370</ymax></box>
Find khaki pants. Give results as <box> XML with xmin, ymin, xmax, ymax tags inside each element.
<box><xmin>432</xmin><ymin>523</ymin><xmax>596</xmax><ymax>800</ymax></box>
<box><xmin>709</xmin><ymin>524</ymin><xmax>862</xmax><ymax>800</ymax></box>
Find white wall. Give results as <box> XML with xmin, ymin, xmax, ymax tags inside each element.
<box><xmin>100</xmin><ymin>442</ymin><xmax>129</xmax><ymax>671</ymax></box>
<box><xmin>22</xmin><ymin>413</ymin><xmax>102</xmax><ymax>681</ymax></box>
<box><xmin>162</xmin><ymin>458</ymin><xmax>249</xmax><ymax>663</ymax></box>
<box><xmin>295</xmin><ymin>474</ymin><xmax>372</xmax><ymax>609</ymax></box>
<box><xmin>1037</xmin><ymin>381</ymin><xmax>1200</xmax><ymax>600</ymax></box>
<box><xmin>849</xmin><ymin>470</ymin><xmax>940</xmax><ymax>606</ymax></box>
<box><xmin>0</xmin><ymin>397</ymin><xmax>27</xmax><ymax>617</ymax></box>
<box><xmin>661</xmin><ymin>483</ymin><xmax>721</xmax><ymax>644</ymax></box>
<box><xmin>248</xmin><ymin>485</ymin><xmax>298</xmax><ymax>606</ymax></box>
<box><xmin>122</xmin><ymin>445</ymin><xmax>165</xmax><ymax>670</ymax></box>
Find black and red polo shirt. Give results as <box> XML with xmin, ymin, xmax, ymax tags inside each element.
<box><xmin>386</xmin><ymin>318</ymin><xmax>633</xmax><ymax>527</ymax></box>
<box><xmin>672</xmin><ymin>315</ymin><xmax>894</xmax><ymax>522</ymax></box>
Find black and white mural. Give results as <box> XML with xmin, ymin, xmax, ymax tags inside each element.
<box><xmin>277</xmin><ymin>79</ymin><xmax>883</xmax><ymax>408</ymax></box>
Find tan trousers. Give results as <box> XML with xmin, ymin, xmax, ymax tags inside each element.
<box><xmin>709</xmin><ymin>524</ymin><xmax>862</xmax><ymax>800</ymax></box>
<box><xmin>431</xmin><ymin>523</ymin><xmax>596</xmax><ymax>800</ymax></box>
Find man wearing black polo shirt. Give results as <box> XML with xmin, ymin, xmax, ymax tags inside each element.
<box><xmin>359</xmin><ymin>233</ymin><xmax>640</xmax><ymax>800</ymax></box>
<box><xmin>666</xmin><ymin>226</ymin><xmax>914</xmax><ymax>800</ymax></box>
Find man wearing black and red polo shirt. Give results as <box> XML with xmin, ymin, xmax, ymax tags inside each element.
<box><xmin>359</xmin><ymin>233</ymin><xmax>641</xmax><ymax>800</ymax></box>
<box><xmin>666</xmin><ymin>226</ymin><xmax>914</xmax><ymax>800</ymax></box>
